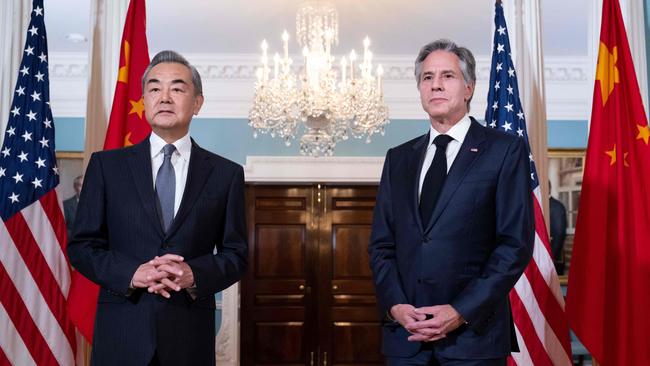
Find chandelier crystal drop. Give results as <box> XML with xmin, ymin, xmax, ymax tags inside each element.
<box><xmin>248</xmin><ymin>1</ymin><xmax>389</xmax><ymax>157</ymax></box>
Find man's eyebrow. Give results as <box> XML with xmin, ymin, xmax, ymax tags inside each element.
<box><xmin>145</xmin><ymin>78</ymin><xmax>189</xmax><ymax>85</ymax></box>
<box><xmin>422</xmin><ymin>69</ymin><xmax>456</xmax><ymax>76</ymax></box>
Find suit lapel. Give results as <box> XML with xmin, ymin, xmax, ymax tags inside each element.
<box><xmin>126</xmin><ymin>138</ymin><xmax>165</xmax><ymax>237</ymax></box>
<box><xmin>409</xmin><ymin>133</ymin><xmax>430</xmax><ymax>233</ymax></box>
<box><xmin>424</xmin><ymin>118</ymin><xmax>487</xmax><ymax>234</ymax></box>
<box><xmin>165</xmin><ymin>140</ymin><xmax>215</xmax><ymax>238</ymax></box>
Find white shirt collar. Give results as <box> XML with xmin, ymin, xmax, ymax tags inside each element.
<box><xmin>428</xmin><ymin>114</ymin><xmax>472</xmax><ymax>146</ymax></box>
<box><xmin>149</xmin><ymin>132</ymin><xmax>192</xmax><ymax>161</ymax></box>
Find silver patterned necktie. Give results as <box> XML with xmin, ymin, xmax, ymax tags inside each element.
<box><xmin>155</xmin><ymin>144</ymin><xmax>176</xmax><ymax>232</ymax></box>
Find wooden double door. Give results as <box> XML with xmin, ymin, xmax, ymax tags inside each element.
<box><xmin>241</xmin><ymin>184</ymin><xmax>383</xmax><ymax>366</ymax></box>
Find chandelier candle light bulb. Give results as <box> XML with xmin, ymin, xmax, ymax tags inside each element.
<box><xmin>282</xmin><ymin>30</ymin><xmax>289</xmax><ymax>60</ymax></box>
<box><xmin>274</xmin><ymin>53</ymin><xmax>280</xmax><ymax>79</ymax></box>
<box><xmin>249</xmin><ymin>1</ymin><xmax>389</xmax><ymax>156</ymax></box>
<box><xmin>341</xmin><ymin>57</ymin><xmax>347</xmax><ymax>86</ymax></box>
<box><xmin>349</xmin><ymin>49</ymin><xmax>356</xmax><ymax>80</ymax></box>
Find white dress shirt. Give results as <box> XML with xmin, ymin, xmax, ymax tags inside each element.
<box><xmin>418</xmin><ymin>114</ymin><xmax>472</xmax><ymax>200</ymax></box>
<box><xmin>150</xmin><ymin>132</ymin><xmax>191</xmax><ymax>216</ymax></box>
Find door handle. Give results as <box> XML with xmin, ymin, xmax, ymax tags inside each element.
<box><xmin>322</xmin><ymin>351</ymin><xmax>327</xmax><ymax>366</ymax></box>
<box><xmin>310</xmin><ymin>351</ymin><xmax>314</xmax><ymax>366</ymax></box>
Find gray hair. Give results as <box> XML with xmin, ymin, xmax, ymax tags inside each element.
<box><xmin>141</xmin><ymin>50</ymin><xmax>203</xmax><ymax>96</ymax></box>
<box><xmin>414</xmin><ymin>39</ymin><xmax>476</xmax><ymax>109</ymax></box>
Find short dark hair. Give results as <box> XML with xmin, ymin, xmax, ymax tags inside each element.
<box><xmin>414</xmin><ymin>39</ymin><xmax>476</xmax><ymax>109</ymax></box>
<box><xmin>141</xmin><ymin>50</ymin><xmax>203</xmax><ymax>96</ymax></box>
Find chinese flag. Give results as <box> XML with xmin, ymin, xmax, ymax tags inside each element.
<box><xmin>67</xmin><ymin>0</ymin><xmax>150</xmax><ymax>342</ymax></box>
<box><xmin>565</xmin><ymin>0</ymin><xmax>650</xmax><ymax>364</ymax></box>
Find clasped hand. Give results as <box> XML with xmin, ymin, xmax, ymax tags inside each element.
<box><xmin>131</xmin><ymin>254</ymin><xmax>195</xmax><ymax>298</ymax></box>
<box><xmin>390</xmin><ymin>304</ymin><xmax>466</xmax><ymax>342</ymax></box>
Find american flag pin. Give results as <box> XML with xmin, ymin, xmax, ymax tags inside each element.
<box><xmin>470</xmin><ymin>148</ymin><xmax>478</xmax><ymax>152</ymax></box>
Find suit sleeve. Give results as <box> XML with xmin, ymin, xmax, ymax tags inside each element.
<box><xmin>185</xmin><ymin>165</ymin><xmax>248</xmax><ymax>299</ymax></box>
<box><xmin>368</xmin><ymin>150</ymin><xmax>408</xmax><ymax>317</ymax></box>
<box><xmin>450</xmin><ymin>137</ymin><xmax>534</xmax><ymax>331</ymax></box>
<box><xmin>66</xmin><ymin>153</ymin><xmax>141</xmax><ymax>296</ymax></box>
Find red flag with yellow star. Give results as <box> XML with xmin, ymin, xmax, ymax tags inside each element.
<box><xmin>104</xmin><ymin>0</ymin><xmax>150</xmax><ymax>149</ymax></box>
<box><xmin>566</xmin><ymin>0</ymin><xmax>650</xmax><ymax>364</ymax></box>
<box><xmin>67</xmin><ymin>0</ymin><xmax>150</xmax><ymax>342</ymax></box>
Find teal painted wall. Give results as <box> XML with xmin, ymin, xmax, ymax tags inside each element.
<box><xmin>55</xmin><ymin>117</ymin><xmax>588</xmax><ymax>158</ymax></box>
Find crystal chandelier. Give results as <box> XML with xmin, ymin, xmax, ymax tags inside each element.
<box><xmin>248</xmin><ymin>1</ymin><xmax>389</xmax><ymax>156</ymax></box>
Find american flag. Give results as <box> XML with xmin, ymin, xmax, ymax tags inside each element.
<box><xmin>485</xmin><ymin>3</ymin><xmax>572</xmax><ymax>365</ymax></box>
<box><xmin>0</xmin><ymin>1</ymin><xmax>77</xmax><ymax>365</ymax></box>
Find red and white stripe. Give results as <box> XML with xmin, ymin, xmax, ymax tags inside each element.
<box><xmin>509</xmin><ymin>186</ymin><xmax>572</xmax><ymax>365</ymax></box>
<box><xmin>0</xmin><ymin>190</ymin><xmax>76</xmax><ymax>366</ymax></box>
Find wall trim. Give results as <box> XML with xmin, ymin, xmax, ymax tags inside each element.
<box><xmin>244</xmin><ymin>156</ymin><xmax>385</xmax><ymax>183</ymax></box>
<box><xmin>49</xmin><ymin>52</ymin><xmax>594</xmax><ymax>121</ymax></box>
<box><xmin>215</xmin><ymin>283</ymin><xmax>239</xmax><ymax>366</ymax></box>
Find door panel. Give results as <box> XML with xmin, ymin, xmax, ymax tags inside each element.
<box><xmin>242</xmin><ymin>185</ymin><xmax>382</xmax><ymax>366</ymax></box>
<box><xmin>255</xmin><ymin>225</ymin><xmax>306</xmax><ymax>278</ymax></box>
<box><xmin>242</xmin><ymin>185</ymin><xmax>317</xmax><ymax>366</ymax></box>
<box><xmin>321</xmin><ymin>186</ymin><xmax>382</xmax><ymax>366</ymax></box>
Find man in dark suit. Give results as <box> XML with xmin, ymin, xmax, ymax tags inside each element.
<box><xmin>67</xmin><ymin>50</ymin><xmax>247</xmax><ymax>366</ymax></box>
<box><xmin>549</xmin><ymin>182</ymin><xmax>567</xmax><ymax>275</ymax></box>
<box><xmin>368</xmin><ymin>39</ymin><xmax>534</xmax><ymax>365</ymax></box>
<box><xmin>63</xmin><ymin>174</ymin><xmax>83</xmax><ymax>237</ymax></box>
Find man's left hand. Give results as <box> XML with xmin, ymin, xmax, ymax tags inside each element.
<box><xmin>147</xmin><ymin>256</ymin><xmax>195</xmax><ymax>296</ymax></box>
<box><xmin>404</xmin><ymin>304</ymin><xmax>466</xmax><ymax>342</ymax></box>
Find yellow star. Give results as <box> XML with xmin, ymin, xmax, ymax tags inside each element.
<box><xmin>128</xmin><ymin>97</ymin><xmax>145</xmax><ymax>119</ymax></box>
<box><xmin>596</xmin><ymin>42</ymin><xmax>619</xmax><ymax>106</ymax></box>
<box><xmin>637</xmin><ymin>124</ymin><xmax>650</xmax><ymax>145</ymax></box>
<box><xmin>117</xmin><ymin>41</ymin><xmax>131</xmax><ymax>84</ymax></box>
<box><xmin>124</xmin><ymin>132</ymin><xmax>133</xmax><ymax>147</ymax></box>
<box><xmin>605</xmin><ymin>144</ymin><xmax>617</xmax><ymax>165</ymax></box>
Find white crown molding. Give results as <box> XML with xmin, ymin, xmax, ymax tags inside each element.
<box><xmin>48</xmin><ymin>52</ymin><xmax>594</xmax><ymax>120</ymax></box>
<box><xmin>244</xmin><ymin>156</ymin><xmax>385</xmax><ymax>183</ymax></box>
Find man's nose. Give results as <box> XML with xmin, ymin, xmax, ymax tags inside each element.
<box><xmin>160</xmin><ymin>88</ymin><xmax>172</xmax><ymax>103</ymax></box>
<box><xmin>431</xmin><ymin>76</ymin><xmax>443</xmax><ymax>91</ymax></box>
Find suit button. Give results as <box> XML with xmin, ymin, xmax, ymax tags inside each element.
<box><xmin>417</xmin><ymin>279</ymin><xmax>422</xmax><ymax>284</ymax></box>
<box><xmin>162</xmin><ymin>243</ymin><xmax>171</xmax><ymax>249</ymax></box>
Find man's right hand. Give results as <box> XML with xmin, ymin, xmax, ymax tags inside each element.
<box><xmin>390</xmin><ymin>304</ymin><xmax>427</xmax><ymax>330</ymax></box>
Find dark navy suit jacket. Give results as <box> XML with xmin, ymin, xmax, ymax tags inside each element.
<box><xmin>68</xmin><ymin>137</ymin><xmax>247</xmax><ymax>366</ymax></box>
<box><xmin>368</xmin><ymin>118</ymin><xmax>534</xmax><ymax>359</ymax></box>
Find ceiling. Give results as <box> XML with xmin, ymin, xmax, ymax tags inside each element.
<box><xmin>44</xmin><ymin>0</ymin><xmax>590</xmax><ymax>58</ymax></box>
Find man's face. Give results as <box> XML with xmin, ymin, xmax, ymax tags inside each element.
<box><xmin>143</xmin><ymin>62</ymin><xmax>204</xmax><ymax>139</ymax></box>
<box><xmin>418</xmin><ymin>50</ymin><xmax>474</xmax><ymax>124</ymax></box>
<box><xmin>74</xmin><ymin>176</ymin><xmax>83</xmax><ymax>195</ymax></box>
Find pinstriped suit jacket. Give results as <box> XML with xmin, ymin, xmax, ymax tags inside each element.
<box><xmin>68</xmin><ymin>137</ymin><xmax>247</xmax><ymax>366</ymax></box>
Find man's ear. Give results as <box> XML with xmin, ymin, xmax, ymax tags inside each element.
<box><xmin>193</xmin><ymin>94</ymin><xmax>204</xmax><ymax>115</ymax></box>
<box><xmin>465</xmin><ymin>81</ymin><xmax>476</xmax><ymax>101</ymax></box>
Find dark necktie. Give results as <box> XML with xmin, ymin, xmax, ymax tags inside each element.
<box><xmin>419</xmin><ymin>134</ymin><xmax>454</xmax><ymax>226</ymax></box>
<box><xmin>155</xmin><ymin>144</ymin><xmax>176</xmax><ymax>232</ymax></box>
